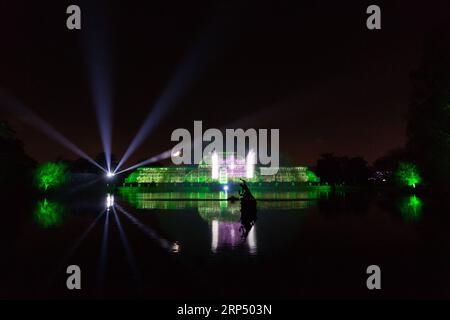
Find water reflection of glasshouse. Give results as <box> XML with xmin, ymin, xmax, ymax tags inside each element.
<box><xmin>117</xmin><ymin>190</ymin><xmax>314</xmax><ymax>255</ymax></box>
<box><xmin>118</xmin><ymin>190</ymin><xmax>322</xmax><ymax>213</ymax></box>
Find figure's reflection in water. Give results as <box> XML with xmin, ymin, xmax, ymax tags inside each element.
<box><xmin>210</xmin><ymin>180</ymin><xmax>258</xmax><ymax>254</ymax></box>
<box><xmin>239</xmin><ymin>179</ymin><xmax>257</xmax><ymax>241</ymax></box>
<box><xmin>211</xmin><ymin>219</ymin><xmax>257</xmax><ymax>254</ymax></box>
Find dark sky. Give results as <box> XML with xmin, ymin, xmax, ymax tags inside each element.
<box><xmin>1</xmin><ymin>0</ymin><xmax>449</xmax><ymax>167</ymax></box>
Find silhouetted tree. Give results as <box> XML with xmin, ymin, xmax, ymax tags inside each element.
<box><xmin>69</xmin><ymin>157</ymin><xmax>99</xmax><ymax>173</ymax></box>
<box><xmin>373</xmin><ymin>147</ymin><xmax>410</xmax><ymax>172</ymax></box>
<box><xmin>316</xmin><ymin>153</ymin><xmax>369</xmax><ymax>185</ymax></box>
<box><xmin>316</xmin><ymin>153</ymin><xmax>341</xmax><ymax>184</ymax></box>
<box><xmin>0</xmin><ymin>121</ymin><xmax>36</xmax><ymax>188</ymax></box>
<box><xmin>345</xmin><ymin>157</ymin><xmax>370</xmax><ymax>185</ymax></box>
<box><xmin>407</xmin><ymin>29</ymin><xmax>450</xmax><ymax>189</ymax></box>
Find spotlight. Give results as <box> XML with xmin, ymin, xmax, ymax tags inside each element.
<box><xmin>106</xmin><ymin>172</ymin><xmax>115</xmax><ymax>178</ymax></box>
<box><xmin>223</xmin><ymin>185</ymin><xmax>229</xmax><ymax>191</ymax></box>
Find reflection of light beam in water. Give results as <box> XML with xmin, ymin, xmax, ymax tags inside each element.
<box><xmin>60</xmin><ymin>210</ymin><xmax>106</xmax><ymax>264</ymax></box>
<box><xmin>247</xmin><ymin>225</ymin><xmax>257</xmax><ymax>255</ymax></box>
<box><xmin>97</xmin><ymin>209</ymin><xmax>110</xmax><ymax>296</ymax></box>
<box><xmin>112</xmin><ymin>207</ymin><xmax>142</xmax><ymax>288</ymax></box>
<box><xmin>44</xmin><ymin>210</ymin><xmax>106</xmax><ymax>289</ymax></box>
<box><xmin>115</xmin><ymin>204</ymin><xmax>174</xmax><ymax>252</ymax></box>
<box><xmin>0</xmin><ymin>93</ymin><xmax>106</xmax><ymax>172</ymax></box>
<box><xmin>106</xmin><ymin>193</ymin><xmax>114</xmax><ymax>209</ymax></box>
<box><xmin>211</xmin><ymin>220</ymin><xmax>219</xmax><ymax>253</ymax></box>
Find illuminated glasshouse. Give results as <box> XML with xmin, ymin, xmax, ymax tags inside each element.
<box><xmin>123</xmin><ymin>152</ymin><xmax>316</xmax><ymax>187</ymax></box>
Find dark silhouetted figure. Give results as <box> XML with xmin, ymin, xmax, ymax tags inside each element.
<box><xmin>238</xmin><ymin>179</ymin><xmax>257</xmax><ymax>239</ymax></box>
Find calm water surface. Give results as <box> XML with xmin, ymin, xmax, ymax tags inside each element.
<box><xmin>1</xmin><ymin>188</ymin><xmax>450</xmax><ymax>299</ymax></box>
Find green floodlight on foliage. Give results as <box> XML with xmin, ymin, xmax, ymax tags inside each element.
<box><xmin>306</xmin><ymin>169</ymin><xmax>320</xmax><ymax>183</ymax></box>
<box><xmin>34</xmin><ymin>199</ymin><xmax>64</xmax><ymax>228</ymax></box>
<box><xmin>398</xmin><ymin>195</ymin><xmax>423</xmax><ymax>222</ymax></box>
<box><xmin>35</xmin><ymin>162</ymin><xmax>69</xmax><ymax>191</ymax></box>
<box><xmin>395</xmin><ymin>162</ymin><xmax>422</xmax><ymax>189</ymax></box>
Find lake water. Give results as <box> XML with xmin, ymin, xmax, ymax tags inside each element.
<box><xmin>1</xmin><ymin>188</ymin><xmax>450</xmax><ymax>299</ymax></box>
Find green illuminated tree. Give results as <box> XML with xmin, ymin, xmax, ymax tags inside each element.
<box><xmin>395</xmin><ymin>162</ymin><xmax>421</xmax><ymax>189</ymax></box>
<box><xmin>306</xmin><ymin>169</ymin><xmax>320</xmax><ymax>183</ymax></box>
<box><xmin>35</xmin><ymin>162</ymin><xmax>69</xmax><ymax>191</ymax></box>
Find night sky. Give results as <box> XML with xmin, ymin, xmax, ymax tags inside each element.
<box><xmin>1</xmin><ymin>0</ymin><xmax>449</xmax><ymax>167</ymax></box>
